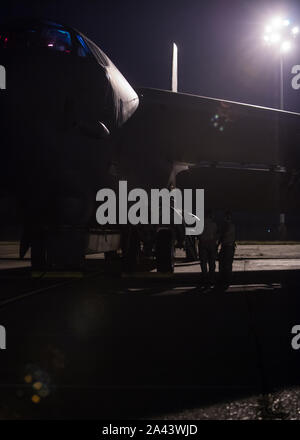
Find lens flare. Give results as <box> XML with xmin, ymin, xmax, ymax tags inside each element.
<box><xmin>281</xmin><ymin>40</ymin><xmax>292</xmax><ymax>52</ymax></box>
<box><xmin>270</xmin><ymin>33</ymin><xmax>281</xmax><ymax>43</ymax></box>
<box><xmin>272</xmin><ymin>17</ymin><xmax>283</xmax><ymax>28</ymax></box>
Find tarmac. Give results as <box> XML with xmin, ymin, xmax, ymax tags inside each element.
<box><xmin>0</xmin><ymin>242</ymin><xmax>299</xmax><ymax>419</ymax></box>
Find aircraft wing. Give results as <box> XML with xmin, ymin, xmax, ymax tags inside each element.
<box><xmin>126</xmin><ymin>87</ymin><xmax>300</xmax><ymax>167</ymax></box>
<box><xmin>115</xmin><ymin>88</ymin><xmax>300</xmax><ymax>212</ymax></box>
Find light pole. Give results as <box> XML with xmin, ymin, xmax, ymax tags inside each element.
<box><xmin>263</xmin><ymin>17</ymin><xmax>299</xmax><ymax>110</ymax></box>
<box><xmin>263</xmin><ymin>17</ymin><xmax>299</xmax><ymax>235</ymax></box>
<box><xmin>279</xmin><ymin>54</ymin><xmax>284</xmax><ymax>109</ymax></box>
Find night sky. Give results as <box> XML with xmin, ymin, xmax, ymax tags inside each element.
<box><xmin>2</xmin><ymin>0</ymin><xmax>300</xmax><ymax>112</ymax></box>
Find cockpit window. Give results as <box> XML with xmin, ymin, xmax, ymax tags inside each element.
<box><xmin>42</xmin><ymin>28</ymin><xmax>72</xmax><ymax>52</ymax></box>
<box><xmin>76</xmin><ymin>34</ymin><xmax>92</xmax><ymax>57</ymax></box>
<box><xmin>0</xmin><ymin>26</ymin><xmax>72</xmax><ymax>53</ymax></box>
<box><xmin>84</xmin><ymin>37</ymin><xmax>109</xmax><ymax>66</ymax></box>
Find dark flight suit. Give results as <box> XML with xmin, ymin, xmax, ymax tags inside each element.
<box><xmin>219</xmin><ymin>220</ymin><xmax>236</xmax><ymax>288</ymax></box>
<box><xmin>198</xmin><ymin>217</ymin><xmax>218</xmax><ymax>285</ymax></box>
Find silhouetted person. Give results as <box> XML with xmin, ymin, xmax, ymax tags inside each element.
<box><xmin>198</xmin><ymin>210</ymin><xmax>218</xmax><ymax>286</ymax></box>
<box><xmin>218</xmin><ymin>211</ymin><xmax>236</xmax><ymax>289</ymax></box>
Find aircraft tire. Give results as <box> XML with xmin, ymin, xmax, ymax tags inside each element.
<box><xmin>156</xmin><ymin>229</ymin><xmax>175</xmax><ymax>273</ymax></box>
<box><xmin>122</xmin><ymin>227</ymin><xmax>140</xmax><ymax>272</ymax></box>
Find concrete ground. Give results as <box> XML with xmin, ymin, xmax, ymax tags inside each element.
<box><xmin>0</xmin><ymin>242</ymin><xmax>299</xmax><ymax>420</ymax></box>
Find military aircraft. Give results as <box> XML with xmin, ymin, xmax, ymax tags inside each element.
<box><xmin>0</xmin><ymin>18</ymin><xmax>139</xmax><ymax>269</ymax></box>
<box><xmin>1</xmin><ymin>18</ymin><xmax>300</xmax><ymax>271</ymax></box>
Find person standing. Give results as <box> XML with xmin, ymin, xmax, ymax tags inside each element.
<box><xmin>198</xmin><ymin>210</ymin><xmax>218</xmax><ymax>286</ymax></box>
<box><xmin>218</xmin><ymin>211</ymin><xmax>236</xmax><ymax>289</ymax></box>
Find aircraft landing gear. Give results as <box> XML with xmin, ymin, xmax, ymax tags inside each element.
<box><xmin>29</xmin><ymin>227</ymin><xmax>87</xmax><ymax>271</ymax></box>
<box><xmin>121</xmin><ymin>226</ymin><xmax>175</xmax><ymax>274</ymax></box>
<box><xmin>155</xmin><ymin>228</ymin><xmax>175</xmax><ymax>273</ymax></box>
<box><xmin>122</xmin><ymin>227</ymin><xmax>140</xmax><ymax>273</ymax></box>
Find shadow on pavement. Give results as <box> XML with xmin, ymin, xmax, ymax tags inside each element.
<box><xmin>0</xmin><ymin>262</ymin><xmax>298</xmax><ymax>419</ymax></box>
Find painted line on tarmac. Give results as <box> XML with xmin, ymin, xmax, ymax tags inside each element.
<box><xmin>31</xmin><ymin>271</ymin><xmax>84</xmax><ymax>279</ymax></box>
<box><xmin>122</xmin><ymin>272</ymin><xmax>174</xmax><ymax>279</ymax></box>
<box><xmin>0</xmin><ymin>281</ymin><xmax>72</xmax><ymax>308</ymax></box>
<box><xmin>0</xmin><ymin>271</ymin><xmax>104</xmax><ymax>308</ymax></box>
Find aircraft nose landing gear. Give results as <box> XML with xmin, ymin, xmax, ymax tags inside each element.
<box><xmin>155</xmin><ymin>228</ymin><xmax>175</xmax><ymax>273</ymax></box>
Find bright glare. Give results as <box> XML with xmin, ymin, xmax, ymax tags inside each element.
<box><xmin>272</xmin><ymin>17</ymin><xmax>283</xmax><ymax>28</ymax></box>
<box><xmin>281</xmin><ymin>40</ymin><xmax>292</xmax><ymax>51</ymax></box>
<box><xmin>270</xmin><ymin>33</ymin><xmax>281</xmax><ymax>43</ymax></box>
<box><xmin>263</xmin><ymin>17</ymin><xmax>298</xmax><ymax>52</ymax></box>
